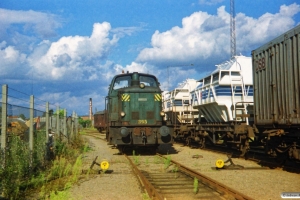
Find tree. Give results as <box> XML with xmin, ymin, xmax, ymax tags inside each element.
<box><xmin>19</xmin><ymin>114</ymin><xmax>26</xmax><ymax>120</ymax></box>
<box><xmin>78</xmin><ymin>117</ymin><xmax>92</xmax><ymax>128</ymax></box>
<box><xmin>54</xmin><ymin>109</ymin><xmax>65</xmax><ymax>118</ymax></box>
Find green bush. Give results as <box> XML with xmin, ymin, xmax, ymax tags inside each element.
<box><xmin>1</xmin><ymin>135</ymin><xmax>30</xmax><ymax>199</ymax></box>
<box><xmin>0</xmin><ymin>128</ymin><xmax>87</xmax><ymax>200</ymax></box>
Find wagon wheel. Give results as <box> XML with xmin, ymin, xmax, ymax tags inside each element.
<box><xmin>199</xmin><ymin>138</ymin><xmax>205</xmax><ymax>149</ymax></box>
<box><xmin>186</xmin><ymin>137</ymin><xmax>192</xmax><ymax>147</ymax></box>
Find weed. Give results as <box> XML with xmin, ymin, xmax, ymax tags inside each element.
<box><xmin>145</xmin><ymin>157</ymin><xmax>149</xmax><ymax>166</ymax></box>
<box><xmin>132</xmin><ymin>150</ymin><xmax>140</xmax><ymax>165</ymax></box>
<box><xmin>80</xmin><ymin>130</ymin><xmax>87</xmax><ymax>135</ymax></box>
<box><xmin>1</xmin><ymin>135</ymin><xmax>30</xmax><ymax>199</ymax></box>
<box><xmin>49</xmin><ymin>188</ymin><xmax>70</xmax><ymax>200</ymax></box>
<box><xmin>172</xmin><ymin>165</ymin><xmax>179</xmax><ymax>178</ymax></box>
<box><xmin>153</xmin><ymin>155</ymin><xmax>161</xmax><ymax>164</ymax></box>
<box><xmin>164</xmin><ymin>155</ymin><xmax>171</xmax><ymax>169</ymax></box>
<box><xmin>0</xmin><ymin>128</ymin><xmax>87</xmax><ymax>200</ymax></box>
<box><xmin>142</xmin><ymin>192</ymin><xmax>151</xmax><ymax>200</ymax></box>
<box><xmin>193</xmin><ymin>177</ymin><xmax>199</xmax><ymax>194</ymax></box>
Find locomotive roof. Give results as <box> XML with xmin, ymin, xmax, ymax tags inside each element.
<box><xmin>113</xmin><ymin>72</ymin><xmax>158</xmax><ymax>79</ymax></box>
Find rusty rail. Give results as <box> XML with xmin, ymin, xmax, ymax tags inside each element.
<box><xmin>125</xmin><ymin>154</ymin><xmax>164</xmax><ymax>200</ymax></box>
<box><xmin>157</xmin><ymin>153</ymin><xmax>254</xmax><ymax>200</ymax></box>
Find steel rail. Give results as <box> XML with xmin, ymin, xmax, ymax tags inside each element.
<box><xmin>124</xmin><ymin>154</ymin><xmax>164</xmax><ymax>200</ymax></box>
<box><xmin>157</xmin><ymin>153</ymin><xmax>254</xmax><ymax>200</ymax></box>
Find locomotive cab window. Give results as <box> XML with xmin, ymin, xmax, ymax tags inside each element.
<box><xmin>113</xmin><ymin>76</ymin><xmax>131</xmax><ymax>90</ymax></box>
<box><xmin>139</xmin><ymin>75</ymin><xmax>157</xmax><ymax>87</ymax></box>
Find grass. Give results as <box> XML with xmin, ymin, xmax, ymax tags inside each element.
<box><xmin>0</xmin><ymin>128</ymin><xmax>89</xmax><ymax>200</ymax></box>
<box><xmin>132</xmin><ymin>150</ymin><xmax>140</xmax><ymax>165</ymax></box>
<box><xmin>172</xmin><ymin>165</ymin><xmax>179</xmax><ymax>178</ymax></box>
<box><xmin>164</xmin><ymin>155</ymin><xmax>171</xmax><ymax>169</ymax></box>
<box><xmin>141</xmin><ymin>192</ymin><xmax>151</xmax><ymax>200</ymax></box>
<box><xmin>193</xmin><ymin>177</ymin><xmax>199</xmax><ymax>194</ymax></box>
<box><xmin>153</xmin><ymin>155</ymin><xmax>162</xmax><ymax>164</ymax></box>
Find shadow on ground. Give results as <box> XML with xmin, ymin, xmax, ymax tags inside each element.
<box><xmin>111</xmin><ymin>143</ymin><xmax>178</xmax><ymax>156</ymax></box>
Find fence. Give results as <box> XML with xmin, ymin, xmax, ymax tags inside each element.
<box><xmin>0</xmin><ymin>84</ymin><xmax>80</xmax><ymax>166</ymax></box>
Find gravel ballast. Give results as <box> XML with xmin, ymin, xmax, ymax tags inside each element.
<box><xmin>69</xmin><ymin>133</ymin><xmax>300</xmax><ymax>200</ymax></box>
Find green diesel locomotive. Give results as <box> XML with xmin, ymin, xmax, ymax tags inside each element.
<box><xmin>105</xmin><ymin>72</ymin><xmax>173</xmax><ymax>151</ymax></box>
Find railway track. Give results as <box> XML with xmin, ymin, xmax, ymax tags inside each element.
<box><xmin>82</xmin><ymin>130</ymin><xmax>107</xmax><ymax>141</ymax></box>
<box><xmin>83</xmin><ymin>130</ymin><xmax>299</xmax><ymax>173</ymax></box>
<box><xmin>185</xmin><ymin>142</ymin><xmax>300</xmax><ymax>173</ymax></box>
<box><xmin>126</xmin><ymin>153</ymin><xmax>254</xmax><ymax>200</ymax></box>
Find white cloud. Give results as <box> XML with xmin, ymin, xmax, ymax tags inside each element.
<box><xmin>111</xmin><ymin>62</ymin><xmax>161</xmax><ymax>78</ymax></box>
<box><xmin>0</xmin><ymin>8</ymin><xmax>62</xmax><ymax>38</ymax></box>
<box><xmin>236</xmin><ymin>3</ymin><xmax>300</xmax><ymax>51</ymax></box>
<box><xmin>111</xmin><ymin>23</ymin><xmax>146</xmax><ymax>37</ymax></box>
<box><xmin>136</xmin><ymin>3</ymin><xmax>300</xmax><ymax>66</ymax></box>
<box><xmin>28</xmin><ymin>22</ymin><xmax>119</xmax><ymax>81</ymax></box>
<box><xmin>0</xmin><ymin>41</ymin><xmax>28</xmax><ymax>76</ymax></box>
<box><xmin>137</xmin><ymin>6</ymin><xmax>229</xmax><ymax>64</ymax></box>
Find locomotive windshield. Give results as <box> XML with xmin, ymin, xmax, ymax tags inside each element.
<box><xmin>112</xmin><ymin>74</ymin><xmax>158</xmax><ymax>90</ymax></box>
<box><xmin>113</xmin><ymin>75</ymin><xmax>131</xmax><ymax>90</ymax></box>
<box><xmin>139</xmin><ymin>75</ymin><xmax>157</xmax><ymax>87</ymax></box>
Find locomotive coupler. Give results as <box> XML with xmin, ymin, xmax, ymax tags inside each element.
<box><xmin>141</xmin><ymin>131</ymin><xmax>147</xmax><ymax>145</ymax></box>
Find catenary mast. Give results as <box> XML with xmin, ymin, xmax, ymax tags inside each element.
<box><xmin>230</xmin><ymin>0</ymin><xmax>236</xmax><ymax>58</ymax></box>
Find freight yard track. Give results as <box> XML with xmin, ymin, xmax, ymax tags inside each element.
<box><xmin>126</xmin><ymin>153</ymin><xmax>254</xmax><ymax>200</ymax></box>
<box><xmin>186</xmin><ymin>142</ymin><xmax>300</xmax><ymax>173</ymax></box>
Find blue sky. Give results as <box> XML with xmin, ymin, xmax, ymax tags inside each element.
<box><xmin>1</xmin><ymin>0</ymin><xmax>300</xmax><ymax>115</ymax></box>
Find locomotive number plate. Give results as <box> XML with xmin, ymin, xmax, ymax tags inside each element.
<box><xmin>138</xmin><ymin>98</ymin><xmax>147</xmax><ymax>101</ymax></box>
<box><xmin>138</xmin><ymin>120</ymin><xmax>147</xmax><ymax>124</ymax></box>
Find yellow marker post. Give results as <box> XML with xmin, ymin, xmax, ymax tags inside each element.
<box><xmin>215</xmin><ymin>159</ymin><xmax>224</xmax><ymax>169</ymax></box>
<box><xmin>100</xmin><ymin>160</ymin><xmax>110</xmax><ymax>171</ymax></box>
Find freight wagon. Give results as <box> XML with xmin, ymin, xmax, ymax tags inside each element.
<box><xmin>163</xmin><ymin>24</ymin><xmax>300</xmax><ymax>161</ymax></box>
<box><xmin>251</xmin><ymin>24</ymin><xmax>300</xmax><ymax>159</ymax></box>
<box><xmin>94</xmin><ymin>110</ymin><xmax>107</xmax><ymax>133</ymax></box>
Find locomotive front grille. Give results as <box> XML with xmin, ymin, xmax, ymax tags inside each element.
<box><xmin>132</xmin><ymin>112</ymin><xmax>139</xmax><ymax>120</ymax></box>
<box><xmin>147</xmin><ymin>111</ymin><xmax>154</xmax><ymax>119</ymax></box>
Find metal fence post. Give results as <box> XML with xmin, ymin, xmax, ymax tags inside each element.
<box><xmin>1</xmin><ymin>85</ymin><xmax>7</xmax><ymax>150</ymax></box>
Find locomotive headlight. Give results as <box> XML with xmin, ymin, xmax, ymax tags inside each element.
<box><xmin>120</xmin><ymin>111</ymin><xmax>126</xmax><ymax>117</ymax></box>
<box><xmin>140</xmin><ymin>83</ymin><xmax>145</xmax><ymax>89</ymax></box>
<box><xmin>160</xmin><ymin>111</ymin><xmax>165</xmax><ymax>116</ymax></box>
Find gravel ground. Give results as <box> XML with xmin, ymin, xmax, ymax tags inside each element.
<box><xmin>69</xmin><ymin>135</ymin><xmax>144</xmax><ymax>200</ymax></box>
<box><xmin>69</xmin><ymin>133</ymin><xmax>300</xmax><ymax>200</ymax></box>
